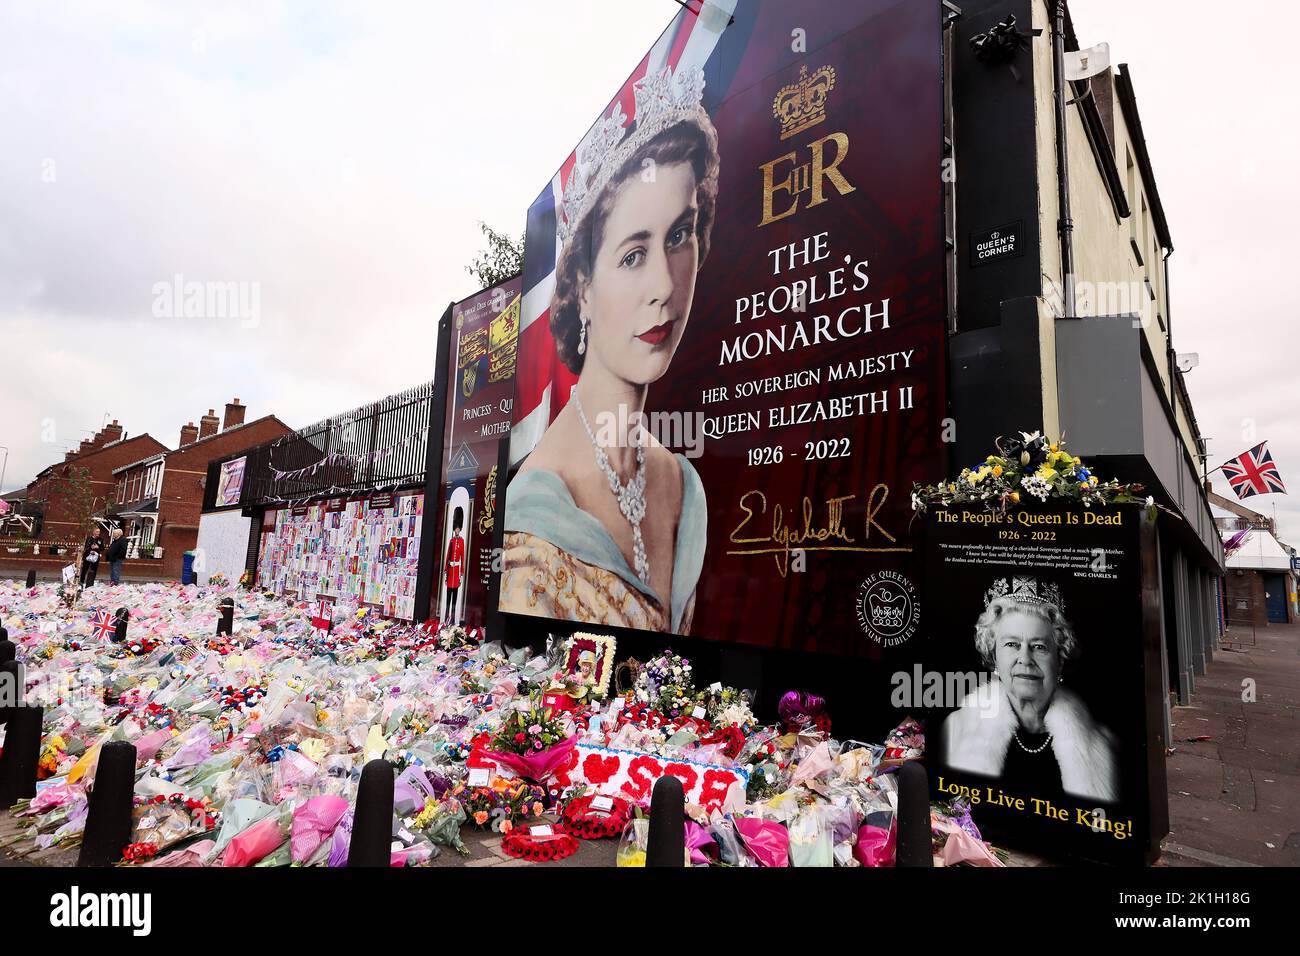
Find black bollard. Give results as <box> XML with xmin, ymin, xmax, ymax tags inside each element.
<box><xmin>645</xmin><ymin>774</ymin><xmax>686</xmax><ymax>867</ymax></box>
<box><xmin>0</xmin><ymin>658</ymin><xmax>21</xmax><ymax>727</ymax></box>
<box><xmin>112</xmin><ymin>608</ymin><xmax>129</xmax><ymax>643</ymax></box>
<box><xmin>347</xmin><ymin>759</ymin><xmax>395</xmax><ymax>867</ymax></box>
<box><xmin>0</xmin><ymin>704</ymin><xmax>43</xmax><ymax>808</ymax></box>
<box><xmin>895</xmin><ymin>760</ymin><xmax>934</xmax><ymax>867</ymax></box>
<box><xmin>216</xmin><ymin>598</ymin><xmax>234</xmax><ymax>637</ymax></box>
<box><xmin>25</xmin><ymin>570</ymin><xmax>36</xmax><ymax>588</ymax></box>
<box><xmin>78</xmin><ymin>741</ymin><xmax>139</xmax><ymax>867</ymax></box>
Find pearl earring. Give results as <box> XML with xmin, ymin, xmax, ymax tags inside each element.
<box><xmin>578</xmin><ymin>318</ymin><xmax>588</xmax><ymax>355</ymax></box>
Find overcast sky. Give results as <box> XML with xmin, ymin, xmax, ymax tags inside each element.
<box><xmin>2</xmin><ymin>1</ymin><xmax>1295</xmax><ymax>542</ymax></box>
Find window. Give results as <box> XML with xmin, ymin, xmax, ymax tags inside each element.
<box><xmin>116</xmin><ymin>478</ymin><xmax>125</xmax><ymax>504</ymax></box>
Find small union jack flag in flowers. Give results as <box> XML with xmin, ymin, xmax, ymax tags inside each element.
<box><xmin>89</xmin><ymin>608</ymin><xmax>116</xmax><ymax>642</ymax></box>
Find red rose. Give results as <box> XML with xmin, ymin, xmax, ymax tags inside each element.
<box><xmin>514</xmin><ymin>732</ymin><xmax>526</xmax><ymax>744</ymax></box>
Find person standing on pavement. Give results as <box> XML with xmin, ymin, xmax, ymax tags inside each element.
<box><xmin>106</xmin><ymin>528</ymin><xmax>127</xmax><ymax>585</ymax></box>
<box><xmin>80</xmin><ymin>528</ymin><xmax>104</xmax><ymax>587</ymax></box>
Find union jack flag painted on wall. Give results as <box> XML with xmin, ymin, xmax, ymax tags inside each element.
<box><xmin>1221</xmin><ymin>442</ymin><xmax>1287</xmax><ymax>499</ymax></box>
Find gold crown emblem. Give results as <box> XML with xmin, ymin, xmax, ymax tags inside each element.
<box><xmin>983</xmin><ymin>577</ymin><xmax>1065</xmax><ymax>614</ymax></box>
<box><xmin>773</xmin><ymin>64</ymin><xmax>837</xmax><ymax>141</ymax></box>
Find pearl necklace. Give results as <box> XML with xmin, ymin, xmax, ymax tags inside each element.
<box><xmin>1013</xmin><ymin>729</ymin><xmax>1053</xmax><ymax>754</ymax></box>
<box><xmin>575</xmin><ymin>393</ymin><xmax>650</xmax><ymax>584</ymax></box>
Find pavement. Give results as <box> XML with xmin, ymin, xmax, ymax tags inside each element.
<box><xmin>1159</xmin><ymin>616</ymin><xmax>1299</xmax><ymax>867</ymax></box>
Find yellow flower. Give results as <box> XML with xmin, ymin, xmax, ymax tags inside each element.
<box><xmin>1036</xmin><ymin>464</ymin><xmax>1057</xmax><ymax>480</ymax></box>
<box><xmin>1010</xmin><ymin>492</ymin><xmax>1021</xmax><ymax>503</ymax></box>
<box><xmin>992</xmin><ymin>465</ymin><xmax>1003</xmax><ymax>477</ymax></box>
<box><xmin>1050</xmin><ymin>443</ymin><xmax>1059</xmax><ymax>453</ymax></box>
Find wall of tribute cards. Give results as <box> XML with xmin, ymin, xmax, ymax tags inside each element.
<box><xmin>257</xmin><ymin>491</ymin><xmax>424</xmax><ymax>620</ymax></box>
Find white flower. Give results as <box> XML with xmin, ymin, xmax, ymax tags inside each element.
<box><xmin>1145</xmin><ymin>496</ymin><xmax>1154</xmax><ymax>507</ymax></box>
<box><xmin>1020</xmin><ymin>475</ymin><xmax>1052</xmax><ymax>502</ymax></box>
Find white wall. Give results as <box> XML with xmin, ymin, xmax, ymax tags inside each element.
<box><xmin>195</xmin><ymin>510</ymin><xmax>251</xmax><ymax>585</ymax></box>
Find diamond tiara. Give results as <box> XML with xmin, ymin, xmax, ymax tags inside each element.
<box><xmin>557</xmin><ymin>63</ymin><xmax>709</xmax><ymax>248</ymax></box>
<box><xmin>983</xmin><ymin>576</ymin><xmax>1065</xmax><ymax>614</ymax></box>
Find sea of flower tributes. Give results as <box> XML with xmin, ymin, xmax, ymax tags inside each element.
<box><xmin>0</xmin><ymin>580</ymin><xmax>1004</xmax><ymax>867</ymax></box>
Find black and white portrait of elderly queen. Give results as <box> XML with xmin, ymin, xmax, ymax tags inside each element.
<box><xmin>943</xmin><ymin>576</ymin><xmax>1120</xmax><ymax>803</ymax></box>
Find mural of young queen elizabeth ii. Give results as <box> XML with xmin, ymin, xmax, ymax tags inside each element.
<box><xmin>943</xmin><ymin>577</ymin><xmax>1120</xmax><ymax>804</ymax></box>
<box><xmin>500</xmin><ymin>65</ymin><xmax>719</xmax><ymax>633</ymax></box>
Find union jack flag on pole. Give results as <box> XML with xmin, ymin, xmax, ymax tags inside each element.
<box><xmin>1220</xmin><ymin>442</ymin><xmax>1287</xmax><ymax>499</ymax></box>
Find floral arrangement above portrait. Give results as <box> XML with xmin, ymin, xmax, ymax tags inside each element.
<box><xmin>912</xmin><ymin>431</ymin><xmax>1151</xmax><ymax>514</ymax></box>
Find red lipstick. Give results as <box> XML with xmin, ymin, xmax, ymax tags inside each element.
<box><xmin>636</xmin><ymin>320</ymin><xmax>675</xmax><ymax>345</ymax></box>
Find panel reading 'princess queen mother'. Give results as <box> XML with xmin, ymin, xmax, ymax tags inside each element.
<box><xmin>499</xmin><ymin>0</ymin><xmax>947</xmax><ymax>656</ymax></box>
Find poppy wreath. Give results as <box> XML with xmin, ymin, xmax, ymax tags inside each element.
<box><xmin>501</xmin><ymin>829</ymin><xmax>580</xmax><ymax>862</ymax></box>
<box><xmin>561</xmin><ymin>795</ymin><xmax>631</xmax><ymax>840</ymax></box>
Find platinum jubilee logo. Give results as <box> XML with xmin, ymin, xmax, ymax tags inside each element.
<box><xmin>856</xmin><ymin>570</ymin><xmax>919</xmax><ymax>647</ymax></box>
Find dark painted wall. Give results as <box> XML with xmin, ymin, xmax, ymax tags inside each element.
<box><xmin>951</xmin><ymin>0</ymin><xmax>1043</xmax><ymax>332</ymax></box>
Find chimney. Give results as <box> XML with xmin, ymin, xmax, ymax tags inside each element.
<box><xmin>180</xmin><ymin>422</ymin><xmax>199</xmax><ymax>446</ymax></box>
<box><xmin>102</xmin><ymin>419</ymin><xmax>124</xmax><ymax>444</ymax></box>
<box><xmin>223</xmin><ymin>398</ymin><xmax>246</xmax><ymax>431</ymax></box>
<box><xmin>64</xmin><ymin>450</ymin><xmax>77</xmax><ymax>461</ymax></box>
<box><xmin>78</xmin><ymin>439</ymin><xmax>93</xmax><ymax>454</ymax></box>
<box><xmin>198</xmin><ymin>409</ymin><xmax>220</xmax><ymax>440</ymax></box>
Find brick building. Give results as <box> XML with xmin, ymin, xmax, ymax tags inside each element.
<box><xmin>0</xmin><ymin>420</ymin><xmax>167</xmax><ymax>574</ymax></box>
<box><xmin>111</xmin><ymin>399</ymin><xmax>292</xmax><ymax>579</ymax></box>
<box><xmin>1210</xmin><ymin>489</ymin><xmax>1297</xmax><ymax>627</ymax></box>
